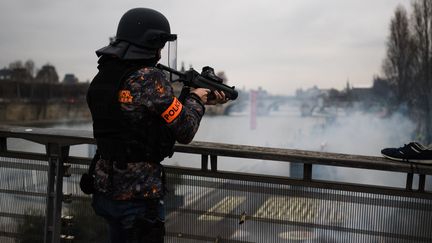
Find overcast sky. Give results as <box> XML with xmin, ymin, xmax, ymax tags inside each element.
<box><xmin>0</xmin><ymin>0</ymin><xmax>408</xmax><ymax>95</ymax></box>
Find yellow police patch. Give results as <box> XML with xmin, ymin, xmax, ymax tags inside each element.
<box><xmin>118</xmin><ymin>90</ymin><xmax>133</xmax><ymax>104</ymax></box>
<box><xmin>161</xmin><ymin>97</ymin><xmax>183</xmax><ymax>123</ymax></box>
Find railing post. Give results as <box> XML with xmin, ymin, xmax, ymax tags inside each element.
<box><xmin>303</xmin><ymin>163</ymin><xmax>312</xmax><ymax>181</ymax></box>
<box><xmin>44</xmin><ymin>143</ymin><xmax>70</xmax><ymax>243</ymax></box>
<box><xmin>210</xmin><ymin>155</ymin><xmax>217</xmax><ymax>172</ymax></box>
<box><xmin>418</xmin><ymin>174</ymin><xmax>426</xmax><ymax>192</ymax></box>
<box><xmin>201</xmin><ymin>154</ymin><xmax>209</xmax><ymax>171</ymax></box>
<box><xmin>0</xmin><ymin>137</ymin><xmax>6</xmax><ymax>152</ymax></box>
<box><xmin>406</xmin><ymin>172</ymin><xmax>414</xmax><ymax>191</ymax></box>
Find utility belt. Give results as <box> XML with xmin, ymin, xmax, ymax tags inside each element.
<box><xmin>79</xmin><ymin>149</ymin><xmax>168</xmax><ymax>196</ymax></box>
<box><xmin>80</xmin><ymin>138</ymin><xmax>170</xmax><ymax>196</ymax></box>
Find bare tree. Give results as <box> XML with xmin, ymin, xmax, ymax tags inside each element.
<box><xmin>24</xmin><ymin>59</ymin><xmax>35</xmax><ymax>78</ymax></box>
<box><xmin>382</xmin><ymin>5</ymin><xmax>415</xmax><ymax>105</ymax></box>
<box><xmin>35</xmin><ymin>64</ymin><xmax>59</xmax><ymax>84</ymax></box>
<box><xmin>411</xmin><ymin>0</ymin><xmax>432</xmax><ymax>143</ymax></box>
<box><xmin>8</xmin><ymin>60</ymin><xmax>23</xmax><ymax>70</ymax></box>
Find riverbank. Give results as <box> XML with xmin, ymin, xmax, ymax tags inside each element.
<box><xmin>2</xmin><ymin>117</ymin><xmax>92</xmax><ymax>128</ymax></box>
<box><xmin>0</xmin><ymin>100</ymin><xmax>90</xmax><ymax>124</ymax></box>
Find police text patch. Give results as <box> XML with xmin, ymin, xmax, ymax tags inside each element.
<box><xmin>161</xmin><ymin>97</ymin><xmax>183</xmax><ymax>123</ymax></box>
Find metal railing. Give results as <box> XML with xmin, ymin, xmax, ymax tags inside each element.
<box><xmin>0</xmin><ymin>125</ymin><xmax>431</xmax><ymax>242</ymax></box>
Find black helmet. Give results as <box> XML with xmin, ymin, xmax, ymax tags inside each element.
<box><xmin>96</xmin><ymin>8</ymin><xmax>177</xmax><ymax>60</ymax></box>
<box><xmin>116</xmin><ymin>8</ymin><xmax>177</xmax><ymax>50</ymax></box>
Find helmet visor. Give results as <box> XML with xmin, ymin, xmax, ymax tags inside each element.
<box><xmin>159</xmin><ymin>39</ymin><xmax>177</xmax><ymax>70</ymax></box>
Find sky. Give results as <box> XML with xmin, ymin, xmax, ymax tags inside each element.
<box><xmin>0</xmin><ymin>0</ymin><xmax>409</xmax><ymax>95</ymax></box>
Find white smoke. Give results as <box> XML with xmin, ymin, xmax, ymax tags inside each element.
<box><xmin>167</xmin><ymin>103</ymin><xmax>417</xmax><ymax>188</ymax></box>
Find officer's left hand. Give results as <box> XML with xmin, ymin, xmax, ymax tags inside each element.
<box><xmin>206</xmin><ymin>91</ymin><xmax>228</xmax><ymax>105</ymax></box>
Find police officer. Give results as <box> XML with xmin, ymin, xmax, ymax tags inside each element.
<box><xmin>87</xmin><ymin>8</ymin><xmax>226</xmax><ymax>243</ymax></box>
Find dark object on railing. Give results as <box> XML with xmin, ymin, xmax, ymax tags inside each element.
<box><xmin>239</xmin><ymin>211</ymin><xmax>246</xmax><ymax>225</ymax></box>
<box><xmin>381</xmin><ymin>142</ymin><xmax>432</xmax><ymax>164</ymax></box>
<box><xmin>156</xmin><ymin>63</ymin><xmax>238</xmax><ymax>100</ymax></box>
<box><xmin>61</xmin><ymin>215</ymin><xmax>74</xmax><ymax>227</ymax></box>
<box><xmin>60</xmin><ymin>234</ymin><xmax>75</xmax><ymax>241</ymax></box>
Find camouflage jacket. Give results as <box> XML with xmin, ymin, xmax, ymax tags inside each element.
<box><xmin>93</xmin><ymin>67</ymin><xmax>205</xmax><ymax>200</ymax></box>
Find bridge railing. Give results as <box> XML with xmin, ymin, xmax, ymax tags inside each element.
<box><xmin>0</xmin><ymin>126</ymin><xmax>431</xmax><ymax>242</ymax></box>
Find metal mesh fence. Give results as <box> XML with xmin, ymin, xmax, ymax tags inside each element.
<box><xmin>1</xmin><ymin>153</ymin><xmax>432</xmax><ymax>243</ymax></box>
<box><xmin>164</xmin><ymin>170</ymin><xmax>432</xmax><ymax>243</ymax></box>
<box><xmin>62</xmin><ymin>162</ymin><xmax>108</xmax><ymax>243</ymax></box>
<box><xmin>0</xmin><ymin>156</ymin><xmax>47</xmax><ymax>242</ymax></box>
<box><xmin>0</xmin><ymin>155</ymin><xmax>109</xmax><ymax>242</ymax></box>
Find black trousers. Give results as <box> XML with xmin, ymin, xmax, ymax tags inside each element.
<box><xmin>92</xmin><ymin>193</ymin><xmax>165</xmax><ymax>243</ymax></box>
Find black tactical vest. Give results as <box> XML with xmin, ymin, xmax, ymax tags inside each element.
<box><xmin>87</xmin><ymin>57</ymin><xmax>175</xmax><ymax>164</ymax></box>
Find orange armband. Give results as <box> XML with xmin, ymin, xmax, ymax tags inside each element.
<box><xmin>161</xmin><ymin>97</ymin><xmax>183</xmax><ymax>123</ymax></box>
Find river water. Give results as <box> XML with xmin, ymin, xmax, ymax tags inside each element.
<box><xmin>21</xmin><ymin>102</ymin><xmax>416</xmax><ymax>189</ymax></box>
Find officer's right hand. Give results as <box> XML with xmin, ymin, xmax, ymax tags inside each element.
<box><xmin>190</xmin><ymin>88</ymin><xmax>210</xmax><ymax>104</ymax></box>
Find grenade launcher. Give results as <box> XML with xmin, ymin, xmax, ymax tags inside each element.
<box><xmin>156</xmin><ymin>64</ymin><xmax>238</xmax><ymax>100</ymax></box>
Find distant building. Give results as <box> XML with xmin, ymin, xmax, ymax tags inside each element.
<box><xmin>63</xmin><ymin>74</ymin><xmax>79</xmax><ymax>84</ymax></box>
<box><xmin>0</xmin><ymin>68</ymin><xmax>12</xmax><ymax>80</ymax></box>
<box><xmin>350</xmin><ymin>86</ymin><xmax>374</xmax><ymax>101</ymax></box>
<box><xmin>0</xmin><ymin>67</ymin><xmax>32</xmax><ymax>82</ymax></box>
<box><xmin>349</xmin><ymin>78</ymin><xmax>394</xmax><ymax>103</ymax></box>
<box><xmin>295</xmin><ymin>86</ymin><xmax>321</xmax><ymax>100</ymax></box>
<box><xmin>371</xmin><ymin>77</ymin><xmax>394</xmax><ymax>101</ymax></box>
